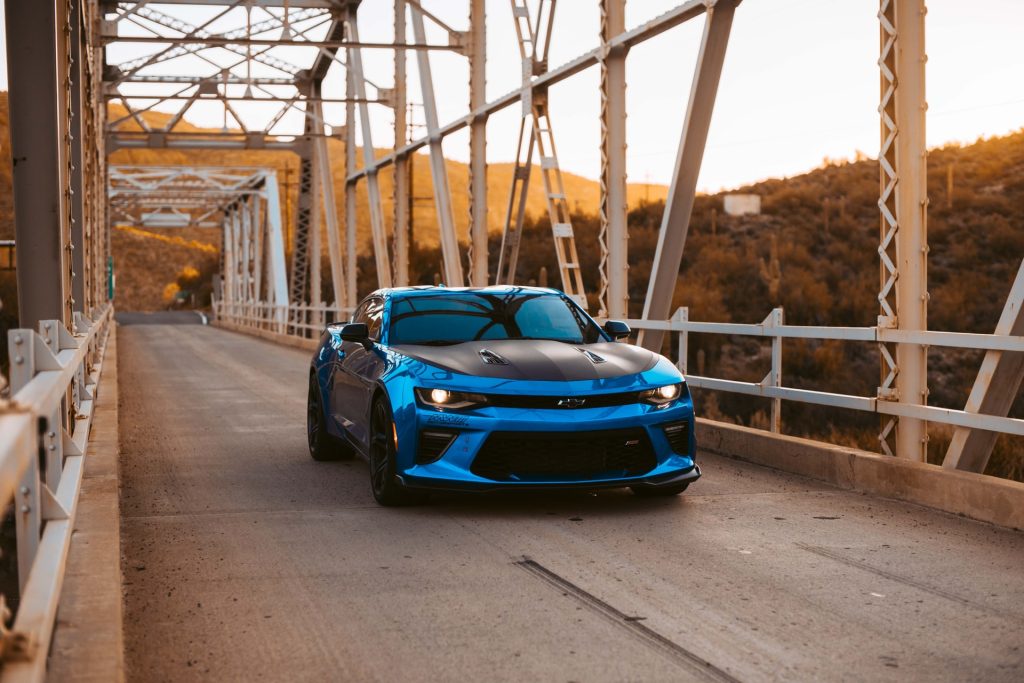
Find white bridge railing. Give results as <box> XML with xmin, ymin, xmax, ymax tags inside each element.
<box><xmin>213</xmin><ymin>300</ymin><xmax>354</xmax><ymax>339</ymax></box>
<box><xmin>627</xmin><ymin>307</ymin><xmax>1024</xmax><ymax>439</ymax></box>
<box><xmin>211</xmin><ymin>297</ymin><xmax>1022</xmax><ymax>441</ymax></box>
<box><xmin>0</xmin><ymin>305</ymin><xmax>113</xmax><ymax>682</ymax></box>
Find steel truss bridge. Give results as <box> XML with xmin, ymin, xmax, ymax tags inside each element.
<box><xmin>1</xmin><ymin>1</ymin><xmax>1023</xmax><ymax>681</ymax></box>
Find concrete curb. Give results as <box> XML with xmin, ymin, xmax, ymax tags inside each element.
<box><xmin>49</xmin><ymin>324</ymin><xmax>125</xmax><ymax>682</ymax></box>
<box><xmin>697</xmin><ymin>418</ymin><xmax>1024</xmax><ymax>531</ymax></box>
<box><xmin>212</xmin><ymin>319</ymin><xmax>318</xmax><ymax>351</ymax></box>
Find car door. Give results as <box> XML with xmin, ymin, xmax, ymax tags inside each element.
<box><xmin>329</xmin><ymin>300</ymin><xmax>370</xmax><ymax>440</ymax></box>
<box><xmin>334</xmin><ymin>297</ymin><xmax>386</xmax><ymax>448</ymax></box>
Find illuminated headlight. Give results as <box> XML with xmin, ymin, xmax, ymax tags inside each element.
<box><xmin>415</xmin><ymin>387</ymin><xmax>488</xmax><ymax>410</ymax></box>
<box><xmin>640</xmin><ymin>383</ymin><xmax>683</xmax><ymax>406</ymax></box>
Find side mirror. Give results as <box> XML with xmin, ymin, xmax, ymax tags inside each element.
<box><xmin>340</xmin><ymin>322</ymin><xmax>372</xmax><ymax>349</ymax></box>
<box><xmin>603</xmin><ymin>320</ymin><xmax>631</xmax><ymax>340</ymax></box>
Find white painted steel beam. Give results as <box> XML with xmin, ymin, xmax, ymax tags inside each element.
<box><xmin>345</xmin><ymin>50</ymin><xmax>359</xmax><ymax>309</ymax></box>
<box><xmin>468</xmin><ymin>0</ymin><xmax>489</xmax><ymax>286</ymax></box>
<box><xmin>410</xmin><ymin>5</ymin><xmax>465</xmax><ymax>287</ymax></box>
<box><xmin>346</xmin><ymin>7</ymin><xmax>393</xmax><ymax>289</ymax></box>
<box><xmin>5</xmin><ymin>0</ymin><xmax>74</xmax><ymax>328</ymax></box>
<box><xmin>890</xmin><ymin>0</ymin><xmax>929</xmax><ymax>462</ymax></box>
<box><xmin>311</xmin><ymin>102</ymin><xmax>347</xmax><ymax>308</ymax></box>
<box><xmin>262</xmin><ymin>173</ymin><xmax>291</xmax><ymax>316</ymax></box>
<box><xmin>393</xmin><ymin>0</ymin><xmax>411</xmax><ymax>287</ymax></box>
<box><xmin>944</xmin><ymin>260</ymin><xmax>1024</xmax><ymax>473</ymax></box>
<box><xmin>347</xmin><ymin>0</ymin><xmax>711</xmax><ymax>183</ymax></box>
<box><xmin>600</xmin><ymin>0</ymin><xmax>629</xmax><ymax>319</ymax></box>
<box><xmin>638</xmin><ymin>0</ymin><xmax>737</xmax><ymax>352</ymax></box>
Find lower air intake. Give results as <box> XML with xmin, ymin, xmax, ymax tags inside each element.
<box><xmin>662</xmin><ymin>420</ymin><xmax>691</xmax><ymax>454</ymax></box>
<box><xmin>471</xmin><ymin>428</ymin><xmax>656</xmax><ymax>482</ymax></box>
<box><xmin>417</xmin><ymin>430</ymin><xmax>457</xmax><ymax>464</ymax></box>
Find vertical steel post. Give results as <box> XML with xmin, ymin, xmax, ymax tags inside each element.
<box><xmin>638</xmin><ymin>0</ymin><xmax>736</xmax><ymax>351</ymax></box>
<box><xmin>311</xmin><ymin>101</ymin><xmax>347</xmax><ymax>308</ymax></box>
<box><xmin>410</xmin><ymin>5</ymin><xmax>465</xmax><ymax>287</ymax></box>
<box><xmin>345</xmin><ymin>50</ymin><xmax>359</xmax><ymax>310</ymax></box>
<box><xmin>600</xmin><ymin>0</ymin><xmax>628</xmax><ymax>320</ymax></box>
<box><xmin>263</xmin><ymin>173</ymin><xmax>290</xmax><ymax>313</ymax></box>
<box><xmin>291</xmin><ymin>143</ymin><xmax>316</xmax><ymax>308</ymax></box>
<box><xmin>468</xmin><ymin>0</ymin><xmax>489</xmax><ymax>286</ymax></box>
<box><xmin>309</xmin><ymin>159</ymin><xmax>323</xmax><ymax>331</ymax></box>
<box><xmin>6</xmin><ymin>0</ymin><xmax>74</xmax><ymax>328</ymax></box>
<box><xmin>393</xmin><ymin>0</ymin><xmax>411</xmax><ymax>287</ymax></box>
<box><xmin>346</xmin><ymin>6</ymin><xmax>393</xmax><ymax>289</ymax></box>
<box><xmin>878</xmin><ymin>0</ymin><xmax>929</xmax><ymax>461</ymax></box>
<box><xmin>768</xmin><ymin>307</ymin><xmax>783</xmax><ymax>433</ymax></box>
<box><xmin>68</xmin><ymin>0</ymin><xmax>87</xmax><ymax>311</ymax></box>
<box><xmin>673</xmin><ymin>307</ymin><xmax>688</xmax><ymax>374</ymax></box>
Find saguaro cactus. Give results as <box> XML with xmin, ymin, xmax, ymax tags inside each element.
<box><xmin>759</xmin><ymin>233</ymin><xmax>782</xmax><ymax>304</ymax></box>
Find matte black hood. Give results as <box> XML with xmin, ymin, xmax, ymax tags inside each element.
<box><xmin>393</xmin><ymin>339</ymin><xmax>659</xmax><ymax>382</ymax></box>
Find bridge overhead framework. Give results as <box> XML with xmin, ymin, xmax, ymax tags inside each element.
<box><xmin>1</xmin><ymin>1</ymin><xmax>1023</xmax><ymax>681</ymax></box>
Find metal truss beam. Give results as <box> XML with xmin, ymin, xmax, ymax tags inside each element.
<box><xmin>5</xmin><ymin>0</ymin><xmax>74</xmax><ymax>328</ymax></box>
<box><xmin>102</xmin><ymin>35</ymin><xmax>459</xmax><ymax>51</ymax></box>
<box><xmin>347</xmin><ymin>4</ymin><xmax>392</xmax><ymax>289</ymax></box>
<box><xmin>104</xmin><ymin>0</ymin><xmax>342</xmax><ymax>6</ymax></box>
<box><xmin>410</xmin><ymin>5</ymin><xmax>464</xmax><ymax>287</ymax></box>
<box><xmin>311</xmin><ymin>102</ymin><xmax>348</xmax><ymax>308</ymax></box>
<box><xmin>877</xmin><ymin>0</ymin><xmax>929</xmax><ymax>460</ymax></box>
<box><xmin>348</xmin><ymin>0</ymin><xmax>708</xmax><ymax>184</ymax></box>
<box><xmin>467</xmin><ymin>0</ymin><xmax>488</xmax><ymax>286</ymax></box>
<box><xmin>638</xmin><ymin>0</ymin><xmax>737</xmax><ymax>351</ymax></box>
<box><xmin>346</xmin><ymin>0</ymin><xmax>710</xmax><ymax>182</ymax></box>
<box><xmin>599</xmin><ymin>0</ymin><xmax>628</xmax><ymax>319</ymax></box>
<box><xmin>392</xmin><ymin>0</ymin><xmax>410</xmax><ymax>287</ymax></box>
<box><xmin>943</xmin><ymin>260</ymin><xmax>1024</xmax><ymax>473</ymax></box>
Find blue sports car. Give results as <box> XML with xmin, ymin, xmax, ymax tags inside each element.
<box><xmin>307</xmin><ymin>286</ymin><xmax>699</xmax><ymax>505</ymax></box>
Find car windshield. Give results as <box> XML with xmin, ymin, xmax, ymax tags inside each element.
<box><xmin>388</xmin><ymin>292</ymin><xmax>605</xmax><ymax>345</ymax></box>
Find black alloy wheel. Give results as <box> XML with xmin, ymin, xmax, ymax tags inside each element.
<box><xmin>369</xmin><ymin>397</ymin><xmax>427</xmax><ymax>506</ymax></box>
<box><xmin>307</xmin><ymin>373</ymin><xmax>351</xmax><ymax>461</ymax></box>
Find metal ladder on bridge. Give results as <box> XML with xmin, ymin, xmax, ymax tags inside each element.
<box><xmin>495</xmin><ymin>0</ymin><xmax>588</xmax><ymax>309</ymax></box>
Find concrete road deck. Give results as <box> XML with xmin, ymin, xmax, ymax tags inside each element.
<box><xmin>118</xmin><ymin>322</ymin><xmax>1024</xmax><ymax>682</ymax></box>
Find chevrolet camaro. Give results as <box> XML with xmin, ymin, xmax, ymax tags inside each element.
<box><xmin>307</xmin><ymin>286</ymin><xmax>699</xmax><ymax>505</ymax></box>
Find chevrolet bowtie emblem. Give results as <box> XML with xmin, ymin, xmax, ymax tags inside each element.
<box><xmin>557</xmin><ymin>398</ymin><xmax>586</xmax><ymax>408</ymax></box>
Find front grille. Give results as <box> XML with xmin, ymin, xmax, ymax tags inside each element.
<box><xmin>483</xmin><ymin>391</ymin><xmax>640</xmax><ymax>410</ymax></box>
<box><xmin>662</xmin><ymin>420</ymin><xmax>690</xmax><ymax>454</ymax></box>
<box><xmin>471</xmin><ymin>428</ymin><xmax>656</xmax><ymax>481</ymax></box>
<box><xmin>417</xmin><ymin>430</ymin><xmax>457</xmax><ymax>464</ymax></box>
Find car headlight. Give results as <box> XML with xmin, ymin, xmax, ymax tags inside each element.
<box><xmin>639</xmin><ymin>383</ymin><xmax>683</xmax><ymax>406</ymax></box>
<box><xmin>415</xmin><ymin>387</ymin><xmax>489</xmax><ymax>410</ymax></box>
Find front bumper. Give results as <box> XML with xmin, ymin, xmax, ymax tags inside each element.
<box><xmin>394</xmin><ymin>401</ymin><xmax>698</xmax><ymax>492</ymax></box>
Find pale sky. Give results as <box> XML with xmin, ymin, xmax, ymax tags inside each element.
<box><xmin>2</xmin><ymin>1</ymin><xmax>1023</xmax><ymax>192</ymax></box>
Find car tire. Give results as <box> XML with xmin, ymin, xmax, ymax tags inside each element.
<box><xmin>307</xmin><ymin>373</ymin><xmax>353</xmax><ymax>462</ymax></box>
<box><xmin>369</xmin><ymin>396</ymin><xmax>428</xmax><ymax>506</ymax></box>
<box><xmin>630</xmin><ymin>482</ymin><xmax>690</xmax><ymax>497</ymax></box>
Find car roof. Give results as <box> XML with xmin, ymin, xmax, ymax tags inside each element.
<box><xmin>371</xmin><ymin>285</ymin><xmax>565</xmax><ymax>301</ymax></box>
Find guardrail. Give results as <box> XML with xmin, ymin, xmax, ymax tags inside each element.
<box><xmin>213</xmin><ymin>300</ymin><xmax>354</xmax><ymax>339</ymax></box>
<box><xmin>626</xmin><ymin>306</ymin><xmax>1024</xmax><ymax>439</ymax></box>
<box><xmin>212</xmin><ymin>297</ymin><xmax>1022</xmax><ymax>442</ymax></box>
<box><xmin>0</xmin><ymin>305</ymin><xmax>113</xmax><ymax>682</ymax></box>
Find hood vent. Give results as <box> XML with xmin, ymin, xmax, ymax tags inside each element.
<box><xmin>577</xmin><ymin>348</ymin><xmax>607</xmax><ymax>364</ymax></box>
<box><xmin>479</xmin><ymin>348</ymin><xmax>510</xmax><ymax>365</ymax></box>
